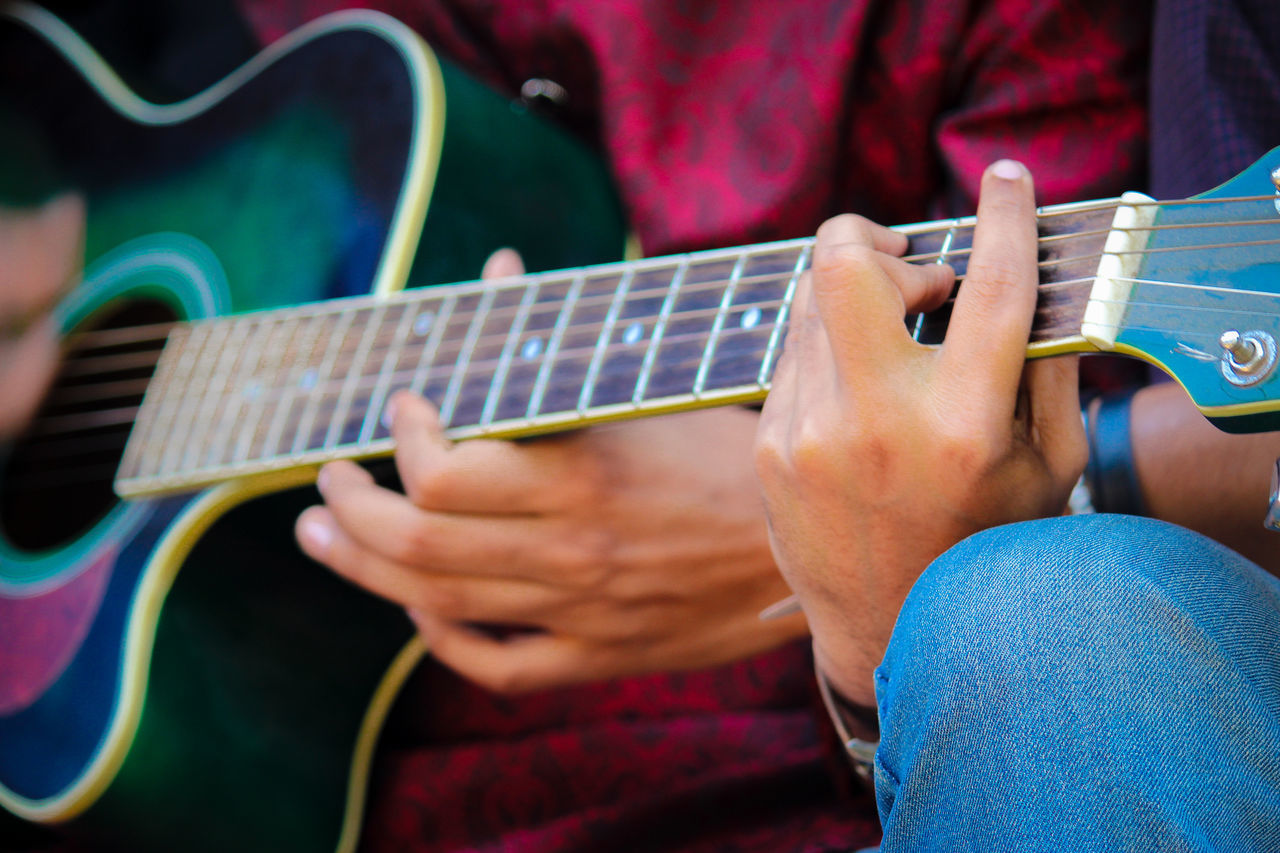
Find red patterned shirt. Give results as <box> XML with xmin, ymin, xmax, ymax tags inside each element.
<box><xmin>235</xmin><ymin>2</ymin><xmax>1150</xmax><ymax>850</ymax></box>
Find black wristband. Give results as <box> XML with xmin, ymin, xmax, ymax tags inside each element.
<box><xmin>1084</xmin><ymin>388</ymin><xmax>1146</xmax><ymax>516</ymax></box>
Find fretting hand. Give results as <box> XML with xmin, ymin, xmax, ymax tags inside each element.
<box><xmin>753</xmin><ymin>161</ymin><xmax>1086</xmax><ymax>707</ymax></box>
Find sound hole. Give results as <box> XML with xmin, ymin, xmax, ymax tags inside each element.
<box><xmin>0</xmin><ymin>299</ymin><xmax>175</xmax><ymax>552</ymax></box>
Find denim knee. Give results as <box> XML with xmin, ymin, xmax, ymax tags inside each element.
<box><xmin>872</xmin><ymin>515</ymin><xmax>1280</xmax><ymax>851</ymax></box>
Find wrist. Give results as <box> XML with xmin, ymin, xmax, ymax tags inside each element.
<box><xmin>812</xmin><ymin>636</ymin><xmax>882</xmax><ymax>711</ymax></box>
<box><xmin>1083</xmin><ymin>387</ymin><xmax>1146</xmax><ymax>515</ymax></box>
<box><xmin>814</xmin><ymin>653</ymin><xmax>879</xmax><ymax>784</ymax></box>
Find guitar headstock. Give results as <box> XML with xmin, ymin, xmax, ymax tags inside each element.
<box><xmin>1104</xmin><ymin>146</ymin><xmax>1280</xmax><ymax>433</ymax></box>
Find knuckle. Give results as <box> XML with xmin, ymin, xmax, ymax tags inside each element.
<box><xmin>390</xmin><ymin>518</ymin><xmax>437</xmax><ymax>566</ymax></box>
<box><xmin>557</xmin><ymin>532</ymin><xmax>614</xmax><ymax>590</ymax></box>
<box><xmin>404</xmin><ymin>466</ymin><xmax>455</xmax><ymax>508</ymax></box>
<box><xmin>812</xmin><ymin>240</ymin><xmax>879</xmax><ymax>281</ymax></box>
<box><xmin>413</xmin><ymin>582</ymin><xmax>463</xmax><ymax>617</ymax></box>
<box><xmin>752</xmin><ymin>426</ymin><xmax>788</xmax><ymax>480</ymax></box>
<box><xmin>934</xmin><ymin>424</ymin><xmax>1003</xmax><ymax>476</ymax></box>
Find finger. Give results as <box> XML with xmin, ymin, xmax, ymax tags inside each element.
<box><xmin>314</xmin><ymin>458</ymin><xmax>571</xmax><ymax>579</ymax></box>
<box><xmin>390</xmin><ymin>390</ymin><xmax>568</xmax><ymax>513</ymax></box>
<box><xmin>481</xmin><ymin>247</ymin><xmax>525</xmax><ymax>280</ymax></box>
<box><xmin>938</xmin><ymin>159</ymin><xmax>1039</xmax><ymax>412</ymax></box>
<box><xmin>388</xmin><ymin>391</ymin><xmax>454</xmax><ymax>506</ymax></box>
<box><xmin>763</xmin><ymin>270</ymin><xmax>815</xmax><ymax>415</ymax></box>
<box><xmin>0</xmin><ymin>192</ymin><xmax>84</xmax><ymax>325</ymax></box>
<box><xmin>1023</xmin><ymin>354</ymin><xmax>1086</xmax><ymax>485</ymax></box>
<box><xmin>808</xmin><ymin>215</ymin><xmax>953</xmax><ymax>372</ymax></box>
<box><xmin>409</xmin><ymin>609</ymin><xmax>592</xmax><ymax>694</ymax></box>
<box><xmin>296</xmin><ymin>505</ymin><xmax>564</xmax><ymax>619</ymax></box>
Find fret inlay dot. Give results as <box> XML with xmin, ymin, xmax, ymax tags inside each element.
<box><xmin>413</xmin><ymin>312</ymin><xmax>435</xmax><ymax>336</ymax></box>
<box><xmin>521</xmin><ymin>337</ymin><xmax>544</xmax><ymax>360</ymax></box>
<box><xmin>741</xmin><ymin>307</ymin><xmax>762</xmax><ymax>330</ymax></box>
<box><xmin>300</xmin><ymin>368</ymin><xmax>319</xmax><ymax>390</ymax></box>
<box><xmin>623</xmin><ymin>322</ymin><xmax>644</xmax><ymax>345</ymax></box>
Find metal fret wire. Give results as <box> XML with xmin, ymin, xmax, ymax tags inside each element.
<box><xmin>480</xmin><ymin>279</ymin><xmax>541</xmax><ymax>428</ymax></box>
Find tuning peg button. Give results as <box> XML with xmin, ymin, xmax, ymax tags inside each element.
<box><xmin>1220</xmin><ymin>330</ymin><xmax>1277</xmax><ymax>386</ymax></box>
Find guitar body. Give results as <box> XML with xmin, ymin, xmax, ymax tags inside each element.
<box><xmin>0</xmin><ymin>6</ymin><xmax>626</xmax><ymax>851</ymax></box>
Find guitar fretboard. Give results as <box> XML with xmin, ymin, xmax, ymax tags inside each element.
<box><xmin>115</xmin><ymin>201</ymin><xmax>1117</xmax><ymax>497</ymax></box>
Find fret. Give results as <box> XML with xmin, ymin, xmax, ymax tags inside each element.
<box><xmin>230</xmin><ymin>313</ymin><xmax>301</xmax><ymax>464</ymax></box>
<box><xmin>632</xmin><ymin>257</ymin><xmax>688</xmax><ymax>405</ymax></box>
<box><xmin>937</xmin><ymin>219</ymin><xmax>959</xmax><ymax>264</ymax></box>
<box><xmin>178</xmin><ymin>317</ymin><xmax>253</xmax><ymax>473</ymax></box>
<box><xmin>438</xmin><ymin>288</ymin><xmax>497</xmax><ymax>425</ymax></box>
<box><xmin>700</xmin><ymin>248</ymin><xmax>808</xmax><ymax>394</ymax></box>
<box><xmin>577</xmin><ymin>268</ymin><xmax>635</xmax><ymax>413</ymax></box>
<box><xmin>530</xmin><ymin>270</ymin><xmax>626</xmax><ymax>418</ymax></box>
<box><xmin>478</xmin><ymin>275</ymin><xmax>571</xmax><ymax>425</ymax></box>
<box><xmin>202</xmin><ymin>314</ymin><xmax>277</xmax><ymax>468</ymax></box>
<box><xmin>479</xmin><ymin>280</ymin><xmax>540</xmax><ymax>429</ymax></box>
<box><xmin>578</xmin><ymin>264</ymin><xmax>687</xmax><ymax>409</ymax></box>
<box><xmin>323</xmin><ymin>303</ymin><xmax>387</xmax><ymax>449</ymax></box>
<box><xmin>258</xmin><ymin>310</ymin><xmax>330</xmax><ymax>461</ymax></box>
<box><xmin>625</xmin><ymin>256</ymin><xmax>737</xmax><ymax>402</ymax></box>
<box><xmin>759</xmin><ymin>244</ymin><xmax>811</xmax><ymax>386</ymax></box>
<box><xmin>357</xmin><ymin>299</ymin><xmax>418</xmax><ymax>444</ymax></box>
<box><xmin>117</xmin><ymin>323</ymin><xmax>191</xmax><ymax>481</ymax></box>
<box><xmin>443</xmin><ymin>284</ymin><xmax>533</xmax><ymax>428</ymax></box>
<box><xmin>526</xmin><ymin>271</ymin><xmax>586</xmax><ymax>419</ymax></box>
<box><xmin>692</xmin><ymin>252</ymin><xmax>747</xmax><ymax>397</ymax></box>
<box><xmin>906</xmin><ymin>220</ymin><xmax>973</xmax><ymax>345</ymax></box>
<box><xmin>157</xmin><ymin>318</ymin><xmax>232</xmax><ymax>477</ymax></box>
<box><xmin>914</xmin><ymin>218</ymin><xmax>961</xmax><ymax>342</ymax></box>
<box><xmin>289</xmin><ymin>308</ymin><xmax>356</xmax><ymax>455</ymax></box>
<box><xmin>407</xmin><ymin>292</ymin><xmax>458</xmax><ymax>402</ymax></box>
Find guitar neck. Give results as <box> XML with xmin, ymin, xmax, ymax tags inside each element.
<box><xmin>115</xmin><ymin>198</ymin><xmax>1122</xmax><ymax>498</ymax></box>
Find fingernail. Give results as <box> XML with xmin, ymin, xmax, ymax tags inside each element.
<box><xmin>758</xmin><ymin>593</ymin><xmax>802</xmax><ymax>621</ymax></box>
<box><xmin>300</xmin><ymin>517</ymin><xmax>333</xmax><ymax>553</ymax></box>
<box><xmin>315</xmin><ymin>466</ymin><xmax>330</xmax><ymax>494</ymax></box>
<box><xmin>991</xmin><ymin>159</ymin><xmax>1026</xmax><ymax>180</ymax></box>
<box><xmin>384</xmin><ymin>395</ymin><xmax>399</xmax><ymax>427</ymax></box>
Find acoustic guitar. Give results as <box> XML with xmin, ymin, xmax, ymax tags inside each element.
<box><xmin>5</xmin><ymin>3</ymin><xmax>1280</xmax><ymax>851</ymax></box>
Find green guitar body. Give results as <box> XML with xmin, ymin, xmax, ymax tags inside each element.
<box><xmin>0</xmin><ymin>5</ymin><xmax>625</xmax><ymax>851</ymax></box>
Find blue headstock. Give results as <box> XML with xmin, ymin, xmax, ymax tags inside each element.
<box><xmin>1107</xmin><ymin>146</ymin><xmax>1280</xmax><ymax>433</ymax></box>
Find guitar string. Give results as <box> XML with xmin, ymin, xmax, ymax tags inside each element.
<box><xmin>104</xmin><ymin>272</ymin><xmax>1271</xmax><ymax>489</ymax></box>
<box><xmin>25</xmin><ymin>267</ymin><xmax>1117</xmax><ymax>439</ymax></box>
<box><xmin>46</xmin><ymin>212</ymin><xmax>1280</xmax><ymax>383</ymax></box>
<box><xmin>15</xmin><ymin>269</ymin><xmax>1255</xmax><ymax>457</ymax></box>
<box><xmin>8</xmin><ymin>272</ymin><xmax>1272</xmax><ymax>489</ymax></box>
<box><xmin>44</xmin><ymin>189</ymin><xmax>1280</xmax><ymax>365</ymax></box>
<box><xmin>20</xmin><ymin>238</ymin><xmax>1279</xmax><ymax>448</ymax></box>
<box><xmin>18</xmin><ymin>200</ymin><xmax>1280</xmax><ymax>446</ymax></box>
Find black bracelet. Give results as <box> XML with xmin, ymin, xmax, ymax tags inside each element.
<box><xmin>1084</xmin><ymin>388</ymin><xmax>1146</xmax><ymax>516</ymax></box>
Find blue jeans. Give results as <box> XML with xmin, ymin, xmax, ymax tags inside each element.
<box><xmin>874</xmin><ymin>514</ymin><xmax>1280</xmax><ymax>852</ymax></box>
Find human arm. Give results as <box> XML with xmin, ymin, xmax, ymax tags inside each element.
<box><xmin>296</xmin><ymin>250</ymin><xmax>805</xmax><ymax>694</ymax></box>
<box><xmin>1129</xmin><ymin>383</ymin><xmax>1280</xmax><ymax>575</ymax></box>
<box><xmin>0</xmin><ymin>193</ymin><xmax>83</xmax><ymax>438</ymax></box>
<box><xmin>753</xmin><ymin>161</ymin><xmax>1085</xmax><ymax>710</ymax></box>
